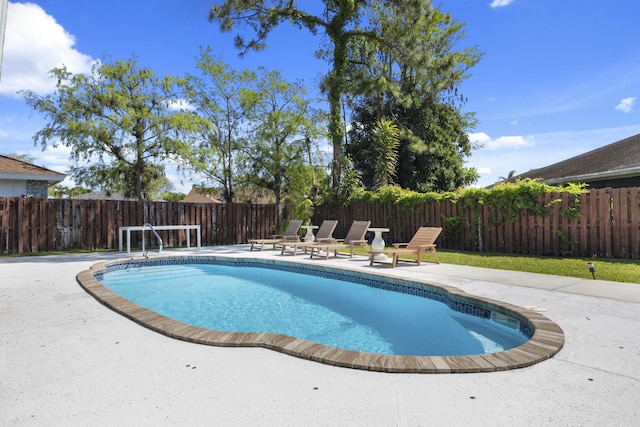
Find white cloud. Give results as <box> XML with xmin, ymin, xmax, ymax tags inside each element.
<box><xmin>615</xmin><ymin>97</ymin><xmax>637</xmax><ymax>113</ymax></box>
<box><xmin>468</xmin><ymin>132</ymin><xmax>492</xmax><ymax>146</ymax></box>
<box><xmin>469</xmin><ymin>132</ymin><xmax>533</xmax><ymax>150</ymax></box>
<box><xmin>477</xmin><ymin>167</ymin><xmax>492</xmax><ymax>175</ymax></box>
<box><xmin>0</xmin><ymin>3</ymin><xmax>95</xmax><ymax>98</ymax></box>
<box><xmin>488</xmin><ymin>135</ymin><xmax>533</xmax><ymax>150</ymax></box>
<box><xmin>27</xmin><ymin>144</ymin><xmax>72</xmax><ymax>173</ymax></box>
<box><xmin>490</xmin><ymin>0</ymin><xmax>515</xmax><ymax>8</ymax></box>
<box><xmin>167</xmin><ymin>99</ymin><xmax>196</xmax><ymax>112</ymax></box>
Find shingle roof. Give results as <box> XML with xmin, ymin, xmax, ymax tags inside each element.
<box><xmin>0</xmin><ymin>154</ymin><xmax>66</xmax><ymax>181</ymax></box>
<box><xmin>182</xmin><ymin>188</ymin><xmax>222</xmax><ymax>204</ymax></box>
<box><xmin>181</xmin><ymin>187</ymin><xmax>274</xmax><ymax>204</ymax></box>
<box><xmin>509</xmin><ymin>133</ymin><xmax>640</xmax><ymax>185</ymax></box>
<box><xmin>71</xmin><ymin>191</ymin><xmax>135</xmax><ymax>201</ymax></box>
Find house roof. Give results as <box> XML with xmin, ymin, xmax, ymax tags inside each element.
<box><xmin>0</xmin><ymin>154</ymin><xmax>66</xmax><ymax>182</ymax></box>
<box><xmin>508</xmin><ymin>133</ymin><xmax>640</xmax><ymax>185</ymax></box>
<box><xmin>181</xmin><ymin>187</ymin><xmax>275</xmax><ymax>204</ymax></box>
<box><xmin>71</xmin><ymin>191</ymin><xmax>135</xmax><ymax>201</ymax></box>
<box><xmin>182</xmin><ymin>188</ymin><xmax>223</xmax><ymax>204</ymax></box>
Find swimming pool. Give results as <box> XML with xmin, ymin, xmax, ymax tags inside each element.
<box><xmin>78</xmin><ymin>256</ymin><xmax>565</xmax><ymax>373</ymax></box>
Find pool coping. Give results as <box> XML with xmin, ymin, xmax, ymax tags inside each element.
<box><xmin>76</xmin><ymin>255</ymin><xmax>565</xmax><ymax>374</ymax></box>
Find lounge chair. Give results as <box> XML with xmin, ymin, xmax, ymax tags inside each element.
<box><xmin>369</xmin><ymin>226</ymin><xmax>442</xmax><ymax>267</ymax></box>
<box><xmin>280</xmin><ymin>220</ymin><xmax>338</xmax><ymax>255</ymax></box>
<box><xmin>309</xmin><ymin>220</ymin><xmax>370</xmax><ymax>259</ymax></box>
<box><xmin>248</xmin><ymin>219</ymin><xmax>303</xmax><ymax>251</ymax></box>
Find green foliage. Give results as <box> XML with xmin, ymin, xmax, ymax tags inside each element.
<box><xmin>338</xmin><ymin>179</ymin><xmax>588</xmax><ymax>226</ymax></box>
<box><xmin>209</xmin><ymin>0</ymin><xmax>370</xmax><ymax>188</ymax></box>
<box><xmin>48</xmin><ymin>184</ymin><xmax>91</xmax><ymax>199</ymax></box>
<box><xmin>552</xmin><ymin>229</ymin><xmax>579</xmax><ymax>247</ymax></box>
<box><xmin>184</xmin><ymin>48</ymin><xmax>256</xmax><ymax>202</ymax></box>
<box><xmin>483</xmin><ymin>179</ymin><xmax>587</xmax><ymax>223</ymax></box>
<box><xmin>241</xmin><ymin>69</ymin><xmax>325</xmax><ymax>205</ymax></box>
<box><xmin>185</xmin><ymin>50</ymin><xmax>328</xmax><ymax>206</ymax></box>
<box><xmin>344</xmin><ymin>1</ymin><xmax>482</xmax><ymax>192</ymax></box>
<box><xmin>320</xmin><ymin>157</ymin><xmax>365</xmax><ymax>206</ymax></box>
<box><xmin>290</xmin><ymin>198</ymin><xmax>314</xmax><ymax>225</ymax></box>
<box><xmin>208</xmin><ymin>1</ymin><xmax>482</xmax><ymax>192</ymax></box>
<box><xmin>372</xmin><ymin>185</ymin><xmax>441</xmax><ymax>207</ymax></box>
<box><xmin>22</xmin><ymin>57</ymin><xmax>204</xmax><ymax>201</ymax></box>
<box><xmin>372</xmin><ymin>118</ymin><xmax>400</xmax><ymax>188</ymax></box>
<box><xmin>443</xmin><ymin>215</ymin><xmax>465</xmax><ymax>243</ymax></box>
<box><xmin>160</xmin><ymin>192</ymin><xmax>186</xmax><ymax>202</ymax></box>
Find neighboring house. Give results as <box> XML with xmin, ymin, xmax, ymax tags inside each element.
<box><xmin>504</xmin><ymin>133</ymin><xmax>640</xmax><ymax>189</ymax></box>
<box><xmin>181</xmin><ymin>187</ymin><xmax>223</xmax><ymax>204</ymax></box>
<box><xmin>0</xmin><ymin>154</ymin><xmax>66</xmax><ymax>198</ymax></box>
<box><xmin>70</xmin><ymin>191</ymin><xmax>135</xmax><ymax>201</ymax></box>
<box><xmin>182</xmin><ymin>187</ymin><xmax>274</xmax><ymax>204</ymax></box>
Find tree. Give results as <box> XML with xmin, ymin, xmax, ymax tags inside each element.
<box><xmin>371</xmin><ymin>118</ymin><xmax>399</xmax><ymax>189</ymax></box>
<box><xmin>160</xmin><ymin>191</ymin><xmax>187</xmax><ymax>202</ymax></box>
<box><xmin>22</xmin><ymin>58</ymin><xmax>203</xmax><ymax>201</ymax></box>
<box><xmin>208</xmin><ymin>1</ymin><xmax>482</xmax><ymax>193</ymax></box>
<box><xmin>184</xmin><ymin>49</ymin><xmax>256</xmax><ymax>202</ymax></box>
<box><xmin>345</xmin><ymin>0</ymin><xmax>482</xmax><ymax>191</ymax></box>
<box><xmin>209</xmin><ymin>0</ymin><xmax>376</xmax><ymax>189</ymax></box>
<box><xmin>348</xmin><ymin>98</ymin><xmax>480</xmax><ymax>192</ymax></box>
<box><xmin>499</xmin><ymin>170</ymin><xmax>517</xmax><ymax>182</ymax></box>
<box><xmin>48</xmin><ymin>184</ymin><xmax>90</xmax><ymax>199</ymax></box>
<box><xmin>240</xmin><ymin>69</ymin><xmax>325</xmax><ymax>204</ymax></box>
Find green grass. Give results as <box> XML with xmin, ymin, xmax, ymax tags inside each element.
<box><xmin>353</xmin><ymin>248</ymin><xmax>640</xmax><ymax>284</ymax></box>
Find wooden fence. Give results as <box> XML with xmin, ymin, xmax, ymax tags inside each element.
<box><xmin>0</xmin><ymin>198</ymin><xmax>283</xmax><ymax>254</ymax></box>
<box><xmin>313</xmin><ymin>187</ymin><xmax>640</xmax><ymax>259</ymax></box>
<box><xmin>2</xmin><ymin>187</ymin><xmax>640</xmax><ymax>258</ymax></box>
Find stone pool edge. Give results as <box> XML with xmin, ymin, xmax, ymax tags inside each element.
<box><xmin>76</xmin><ymin>256</ymin><xmax>565</xmax><ymax>374</ymax></box>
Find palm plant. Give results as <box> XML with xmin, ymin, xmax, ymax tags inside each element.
<box><xmin>373</xmin><ymin>118</ymin><xmax>400</xmax><ymax>188</ymax></box>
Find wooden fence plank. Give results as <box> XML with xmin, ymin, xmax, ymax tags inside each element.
<box><xmin>603</xmin><ymin>189</ymin><xmax>613</xmax><ymax>257</ymax></box>
<box><xmin>578</xmin><ymin>192</ymin><xmax>588</xmax><ymax>256</ymax></box>
<box><xmin>551</xmin><ymin>192</ymin><xmax>561</xmax><ymax>255</ymax></box>
<box><xmin>0</xmin><ymin>199</ymin><xmax>6</xmax><ymax>253</ymax></box>
<box><xmin>589</xmin><ymin>190</ymin><xmax>599</xmax><ymax>256</ymax></box>
<box><xmin>2</xmin><ymin>188</ymin><xmax>639</xmax><ymax>257</ymax></box>
<box><xmin>618</xmin><ymin>188</ymin><xmax>629</xmax><ymax>257</ymax></box>
<box><xmin>611</xmin><ymin>188</ymin><xmax>622</xmax><ymax>257</ymax></box>
<box><xmin>631</xmin><ymin>188</ymin><xmax>640</xmax><ymax>259</ymax></box>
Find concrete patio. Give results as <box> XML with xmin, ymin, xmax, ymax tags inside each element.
<box><xmin>2</xmin><ymin>246</ymin><xmax>639</xmax><ymax>426</ymax></box>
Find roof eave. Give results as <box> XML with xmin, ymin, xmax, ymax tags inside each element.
<box><xmin>542</xmin><ymin>166</ymin><xmax>640</xmax><ymax>185</ymax></box>
<box><xmin>0</xmin><ymin>173</ymin><xmax>66</xmax><ymax>182</ymax></box>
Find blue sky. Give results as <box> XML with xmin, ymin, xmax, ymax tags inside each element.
<box><xmin>1</xmin><ymin>0</ymin><xmax>639</xmax><ymax>192</ymax></box>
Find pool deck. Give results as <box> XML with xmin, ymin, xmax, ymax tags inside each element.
<box><xmin>2</xmin><ymin>246</ymin><xmax>640</xmax><ymax>426</ymax></box>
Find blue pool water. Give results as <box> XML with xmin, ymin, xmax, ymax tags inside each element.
<box><xmin>100</xmin><ymin>263</ymin><xmax>528</xmax><ymax>356</ymax></box>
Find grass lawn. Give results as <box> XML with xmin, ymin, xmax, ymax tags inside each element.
<box><xmin>353</xmin><ymin>248</ymin><xmax>640</xmax><ymax>284</ymax></box>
